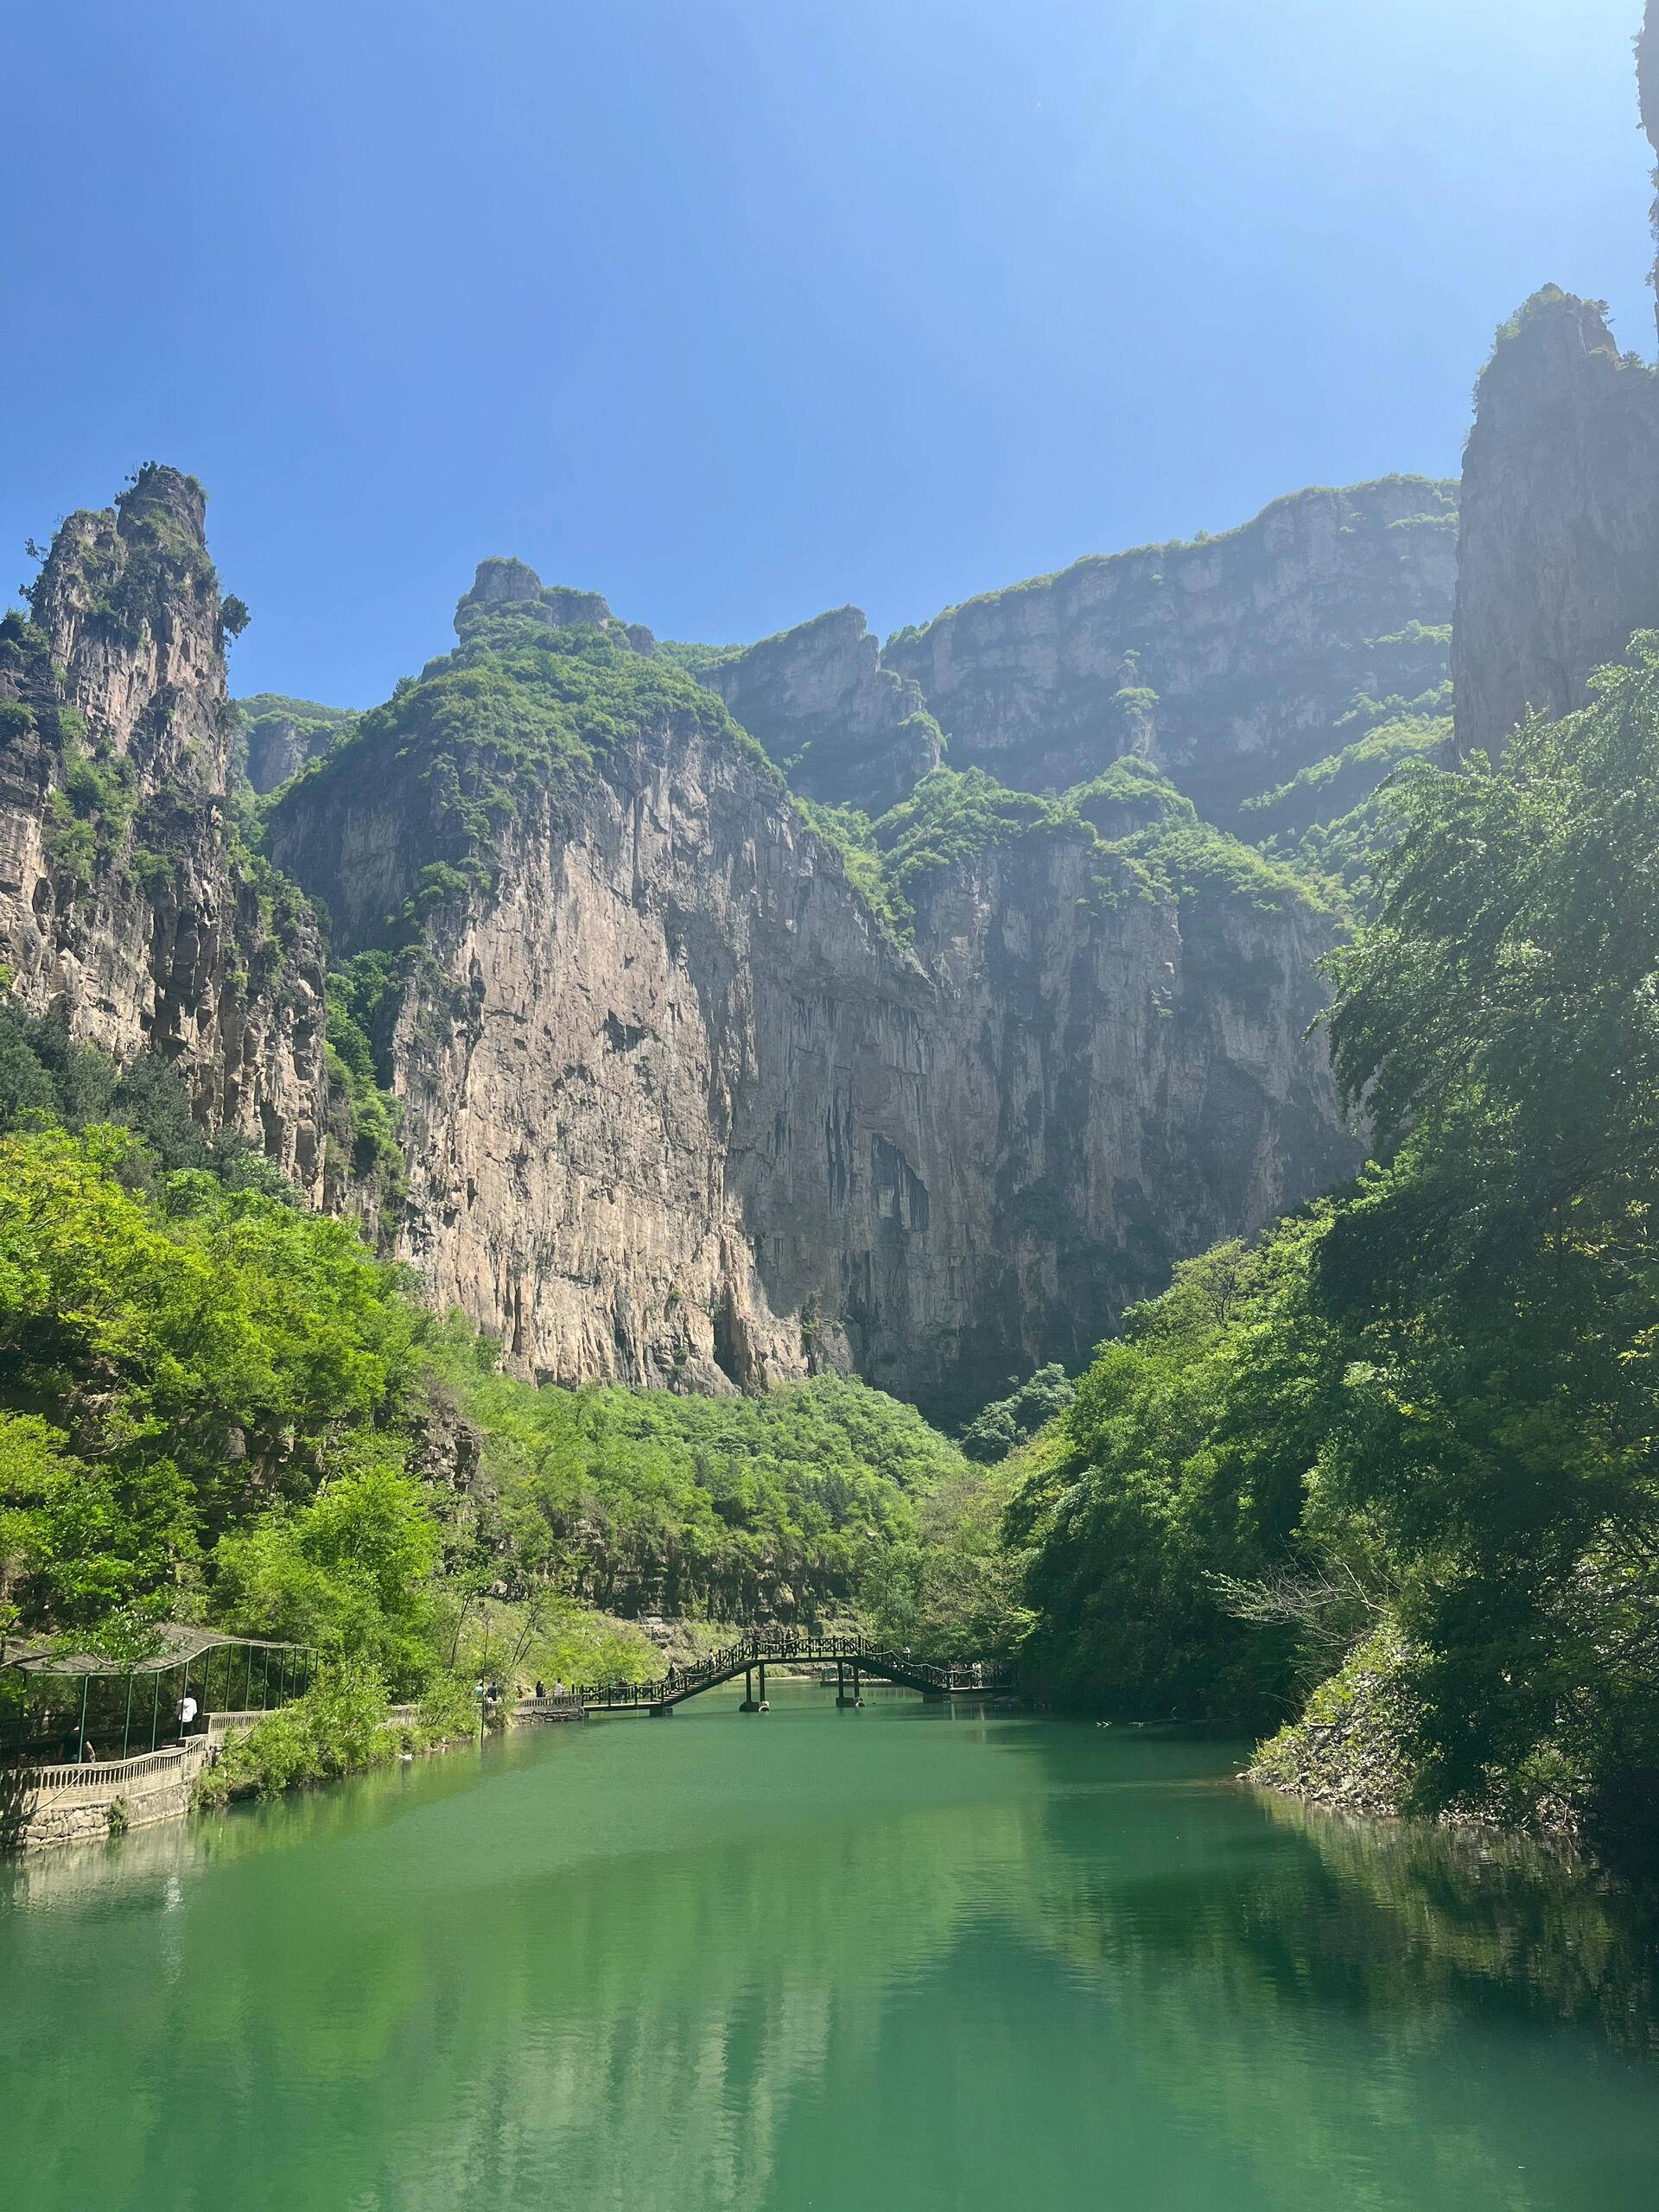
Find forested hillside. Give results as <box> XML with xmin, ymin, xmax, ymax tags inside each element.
<box><xmin>1010</xmin><ymin>641</ymin><xmax>1659</xmax><ymax>1862</ymax></box>
<box><xmin>0</xmin><ymin>1011</ymin><xmax>973</xmax><ymax>1739</ymax></box>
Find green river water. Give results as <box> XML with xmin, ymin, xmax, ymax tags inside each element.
<box><xmin>3</xmin><ymin>1682</ymin><xmax>1658</xmax><ymax>2210</ymax></box>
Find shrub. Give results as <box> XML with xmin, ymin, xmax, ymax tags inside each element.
<box><xmin>194</xmin><ymin>1662</ymin><xmax>395</xmax><ymax>1805</ymax></box>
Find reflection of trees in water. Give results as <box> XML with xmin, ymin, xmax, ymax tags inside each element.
<box><xmin>1007</xmin><ymin>1756</ymin><xmax>1659</xmax><ymax>2210</ymax></box>
<box><xmin>1</xmin><ymin>1742</ymin><xmax>497</xmax><ymax>1909</ymax></box>
<box><xmin>9</xmin><ymin>1724</ymin><xmax>1658</xmax><ymax>2210</ymax></box>
<box><xmin>1253</xmin><ymin>1794</ymin><xmax>1659</xmax><ymax>2057</ymax></box>
<box><xmin>1</xmin><ymin>1760</ymin><xmax>1033</xmax><ymax>2212</ymax></box>
<box><xmin>1001</xmin><ymin>1733</ymin><xmax>1659</xmax><ymax>2054</ymax></box>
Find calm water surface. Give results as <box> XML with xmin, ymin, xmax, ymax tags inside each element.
<box><xmin>3</xmin><ymin>1684</ymin><xmax>1658</xmax><ymax>2210</ymax></box>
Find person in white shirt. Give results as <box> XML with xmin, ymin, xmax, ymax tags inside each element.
<box><xmin>177</xmin><ymin>1690</ymin><xmax>199</xmax><ymax>1738</ymax></box>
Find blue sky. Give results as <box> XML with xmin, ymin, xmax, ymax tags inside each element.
<box><xmin>2</xmin><ymin>1</ymin><xmax>1650</xmax><ymax>707</ymax></box>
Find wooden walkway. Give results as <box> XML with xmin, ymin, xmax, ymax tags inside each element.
<box><xmin>571</xmin><ymin>1634</ymin><xmax>1015</xmax><ymax>1716</ymax></box>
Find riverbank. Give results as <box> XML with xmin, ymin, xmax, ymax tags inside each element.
<box><xmin>3</xmin><ymin>1720</ymin><xmax>245</xmax><ymax>1852</ymax></box>
<box><xmin>1244</xmin><ymin>1629</ymin><xmax>1591</xmax><ymax>1856</ymax></box>
<box><xmin>2</xmin><ymin>1676</ymin><xmax>586</xmax><ymax>1853</ymax></box>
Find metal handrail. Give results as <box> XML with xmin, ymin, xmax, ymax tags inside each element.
<box><xmin>569</xmin><ymin>1635</ymin><xmax>1016</xmax><ymax>1710</ymax></box>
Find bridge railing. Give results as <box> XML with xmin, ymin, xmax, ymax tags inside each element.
<box><xmin>568</xmin><ymin>1637</ymin><xmax>1015</xmax><ymax>1710</ymax></box>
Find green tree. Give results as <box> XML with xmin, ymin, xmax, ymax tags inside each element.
<box><xmin>1017</xmin><ymin>638</ymin><xmax>1659</xmax><ymax>1850</ymax></box>
<box><xmin>212</xmin><ymin>1444</ymin><xmax>439</xmax><ymax>1688</ymax></box>
<box><xmin>1311</xmin><ymin>640</ymin><xmax>1659</xmax><ymax>1830</ymax></box>
<box><xmin>1012</xmin><ymin>1231</ymin><xmax>1337</xmax><ymax>1719</ymax></box>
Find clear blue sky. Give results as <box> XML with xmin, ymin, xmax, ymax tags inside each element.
<box><xmin>3</xmin><ymin>1</ymin><xmax>1649</xmax><ymax>707</ymax></box>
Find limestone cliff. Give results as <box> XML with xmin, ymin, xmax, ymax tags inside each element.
<box><xmin>1450</xmin><ymin>21</ymin><xmax>1659</xmax><ymax>760</ymax></box>
<box><xmin>270</xmin><ymin>594</ymin><xmax>1357</xmax><ymax>1417</ymax></box>
<box><xmin>695</xmin><ymin>607</ymin><xmax>944</xmax><ymax>812</ymax></box>
<box><xmin>1452</xmin><ymin>291</ymin><xmax>1659</xmax><ymax>758</ymax></box>
<box><xmin>1</xmin><ymin>476</ymin><xmax>1362</xmax><ymax>1417</ymax></box>
<box><xmin>0</xmin><ymin>468</ymin><xmax>329</xmax><ymax>1196</ymax></box>
<box><xmin>882</xmin><ymin>478</ymin><xmax>1457</xmax><ymax>816</ymax></box>
<box><xmin>457</xmin><ymin>557</ymin><xmax>658</xmax><ymax>655</ymax></box>
<box><xmin>236</xmin><ymin>693</ymin><xmax>356</xmax><ymax>795</ymax></box>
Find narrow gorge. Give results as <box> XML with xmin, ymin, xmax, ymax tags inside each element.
<box><xmin>0</xmin><ymin>456</ymin><xmax>1481</xmax><ymax>1417</ymax></box>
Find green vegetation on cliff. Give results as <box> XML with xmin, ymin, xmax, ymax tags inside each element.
<box><xmin>0</xmin><ymin>1049</ymin><xmax>968</xmax><ymax>1722</ymax></box>
<box><xmin>235</xmin><ymin>693</ymin><xmax>357</xmax><ymax>734</ymax></box>
<box><xmin>72</xmin><ymin>470</ymin><xmax>219</xmax><ymax>647</ymax></box>
<box><xmin>652</xmin><ymin>639</ymin><xmax>744</xmax><ymax>677</ymax></box>
<box><xmin>321</xmin><ymin>952</ymin><xmax>407</xmax><ymax>1213</ymax></box>
<box><xmin>1013</xmin><ymin>639</ymin><xmax>1659</xmax><ymax>1862</ymax></box>
<box><xmin>798</xmin><ymin>760</ymin><xmax>1332</xmax><ymax>947</ymax></box>
<box><xmin>0</xmin><ymin>1002</ymin><xmax>295</xmax><ymax>1196</ymax></box>
<box><xmin>285</xmin><ymin>609</ymin><xmax>776</xmax><ymax>911</ymax></box>
<box><xmin>425</xmin><ymin>1336</ymin><xmax>959</xmax><ymax>1624</ymax></box>
<box><xmin>233</xmin><ymin>693</ymin><xmax>359</xmax><ymax>792</ymax></box>
<box><xmin>1241</xmin><ymin>700</ymin><xmax>1455</xmax><ymax>912</ymax></box>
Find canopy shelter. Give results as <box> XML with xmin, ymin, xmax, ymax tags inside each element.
<box><xmin>1</xmin><ymin>1624</ymin><xmax>315</xmax><ymax>1764</ymax></box>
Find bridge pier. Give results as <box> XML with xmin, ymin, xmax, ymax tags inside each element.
<box><xmin>648</xmin><ymin>1701</ymin><xmax>674</xmax><ymax>1717</ymax></box>
<box><xmin>740</xmin><ymin>1666</ymin><xmax>759</xmax><ymax>1713</ymax></box>
<box><xmin>836</xmin><ymin>1657</ymin><xmax>853</xmax><ymax>1708</ymax></box>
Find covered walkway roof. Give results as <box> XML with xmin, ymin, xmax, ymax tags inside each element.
<box><xmin>1</xmin><ymin>1624</ymin><xmax>309</xmax><ymax>1678</ymax></box>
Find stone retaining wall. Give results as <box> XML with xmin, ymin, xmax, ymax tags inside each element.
<box><xmin>0</xmin><ymin>1738</ymin><xmax>217</xmax><ymax>1852</ymax></box>
<box><xmin>509</xmin><ymin>1697</ymin><xmax>586</xmax><ymax>1726</ymax></box>
<box><xmin>3</xmin><ymin>1698</ymin><xmax>587</xmax><ymax>1853</ymax></box>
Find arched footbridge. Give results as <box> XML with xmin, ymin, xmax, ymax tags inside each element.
<box><xmin>570</xmin><ymin>1634</ymin><xmax>1016</xmax><ymax>1716</ymax></box>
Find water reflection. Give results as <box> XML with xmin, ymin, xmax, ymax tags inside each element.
<box><xmin>998</xmin><ymin>1728</ymin><xmax>1659</xmax><ymax>2210</ymax></box>
<box><xmin>2</xmin><ymin>1695</ymin><xmax>1656</xmax><ymax>2212</ymax></box>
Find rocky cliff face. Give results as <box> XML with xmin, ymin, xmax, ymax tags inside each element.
<box><xmin>1451</xmin><ymin>22</ymin><xmax>1659</xmax><ymax>760</ymax></box>
<box><xmin>0</xmin><ymin>468</ymin><xmax>329</xmax><ymax>1195</ymax></box>
<box><xmin>236</xmin><ymin>694</ymin><xmax>357</xmax><ymax>795</ymax></box>
<box><xmin>882</xmin><ymin>478</ymin><xmax>1457</xmax><ymax>816</ymax></box>
<box><xmin>696</xmin><ymin>607</ymin><xmax>944</xmax><ymax>813</ymax></box>
<box><xmin>271</xmin><ymin>599</ymin><xmax>1357</xmax><ymax>1417</ymax></box>
<box><xmin>2</xmin><ymin>475</ymin><xmax>1363</xmax><ymax>1416</ymax></box>
<box><xmin>458</xmin><ymin>557</ymin><xmax>658</xmax><ymax>655</ymax></box>
<box><xmin>1452</xmin><ymin>291</ymin><xmax>1659</xmax><ymax>758</ymax></box>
